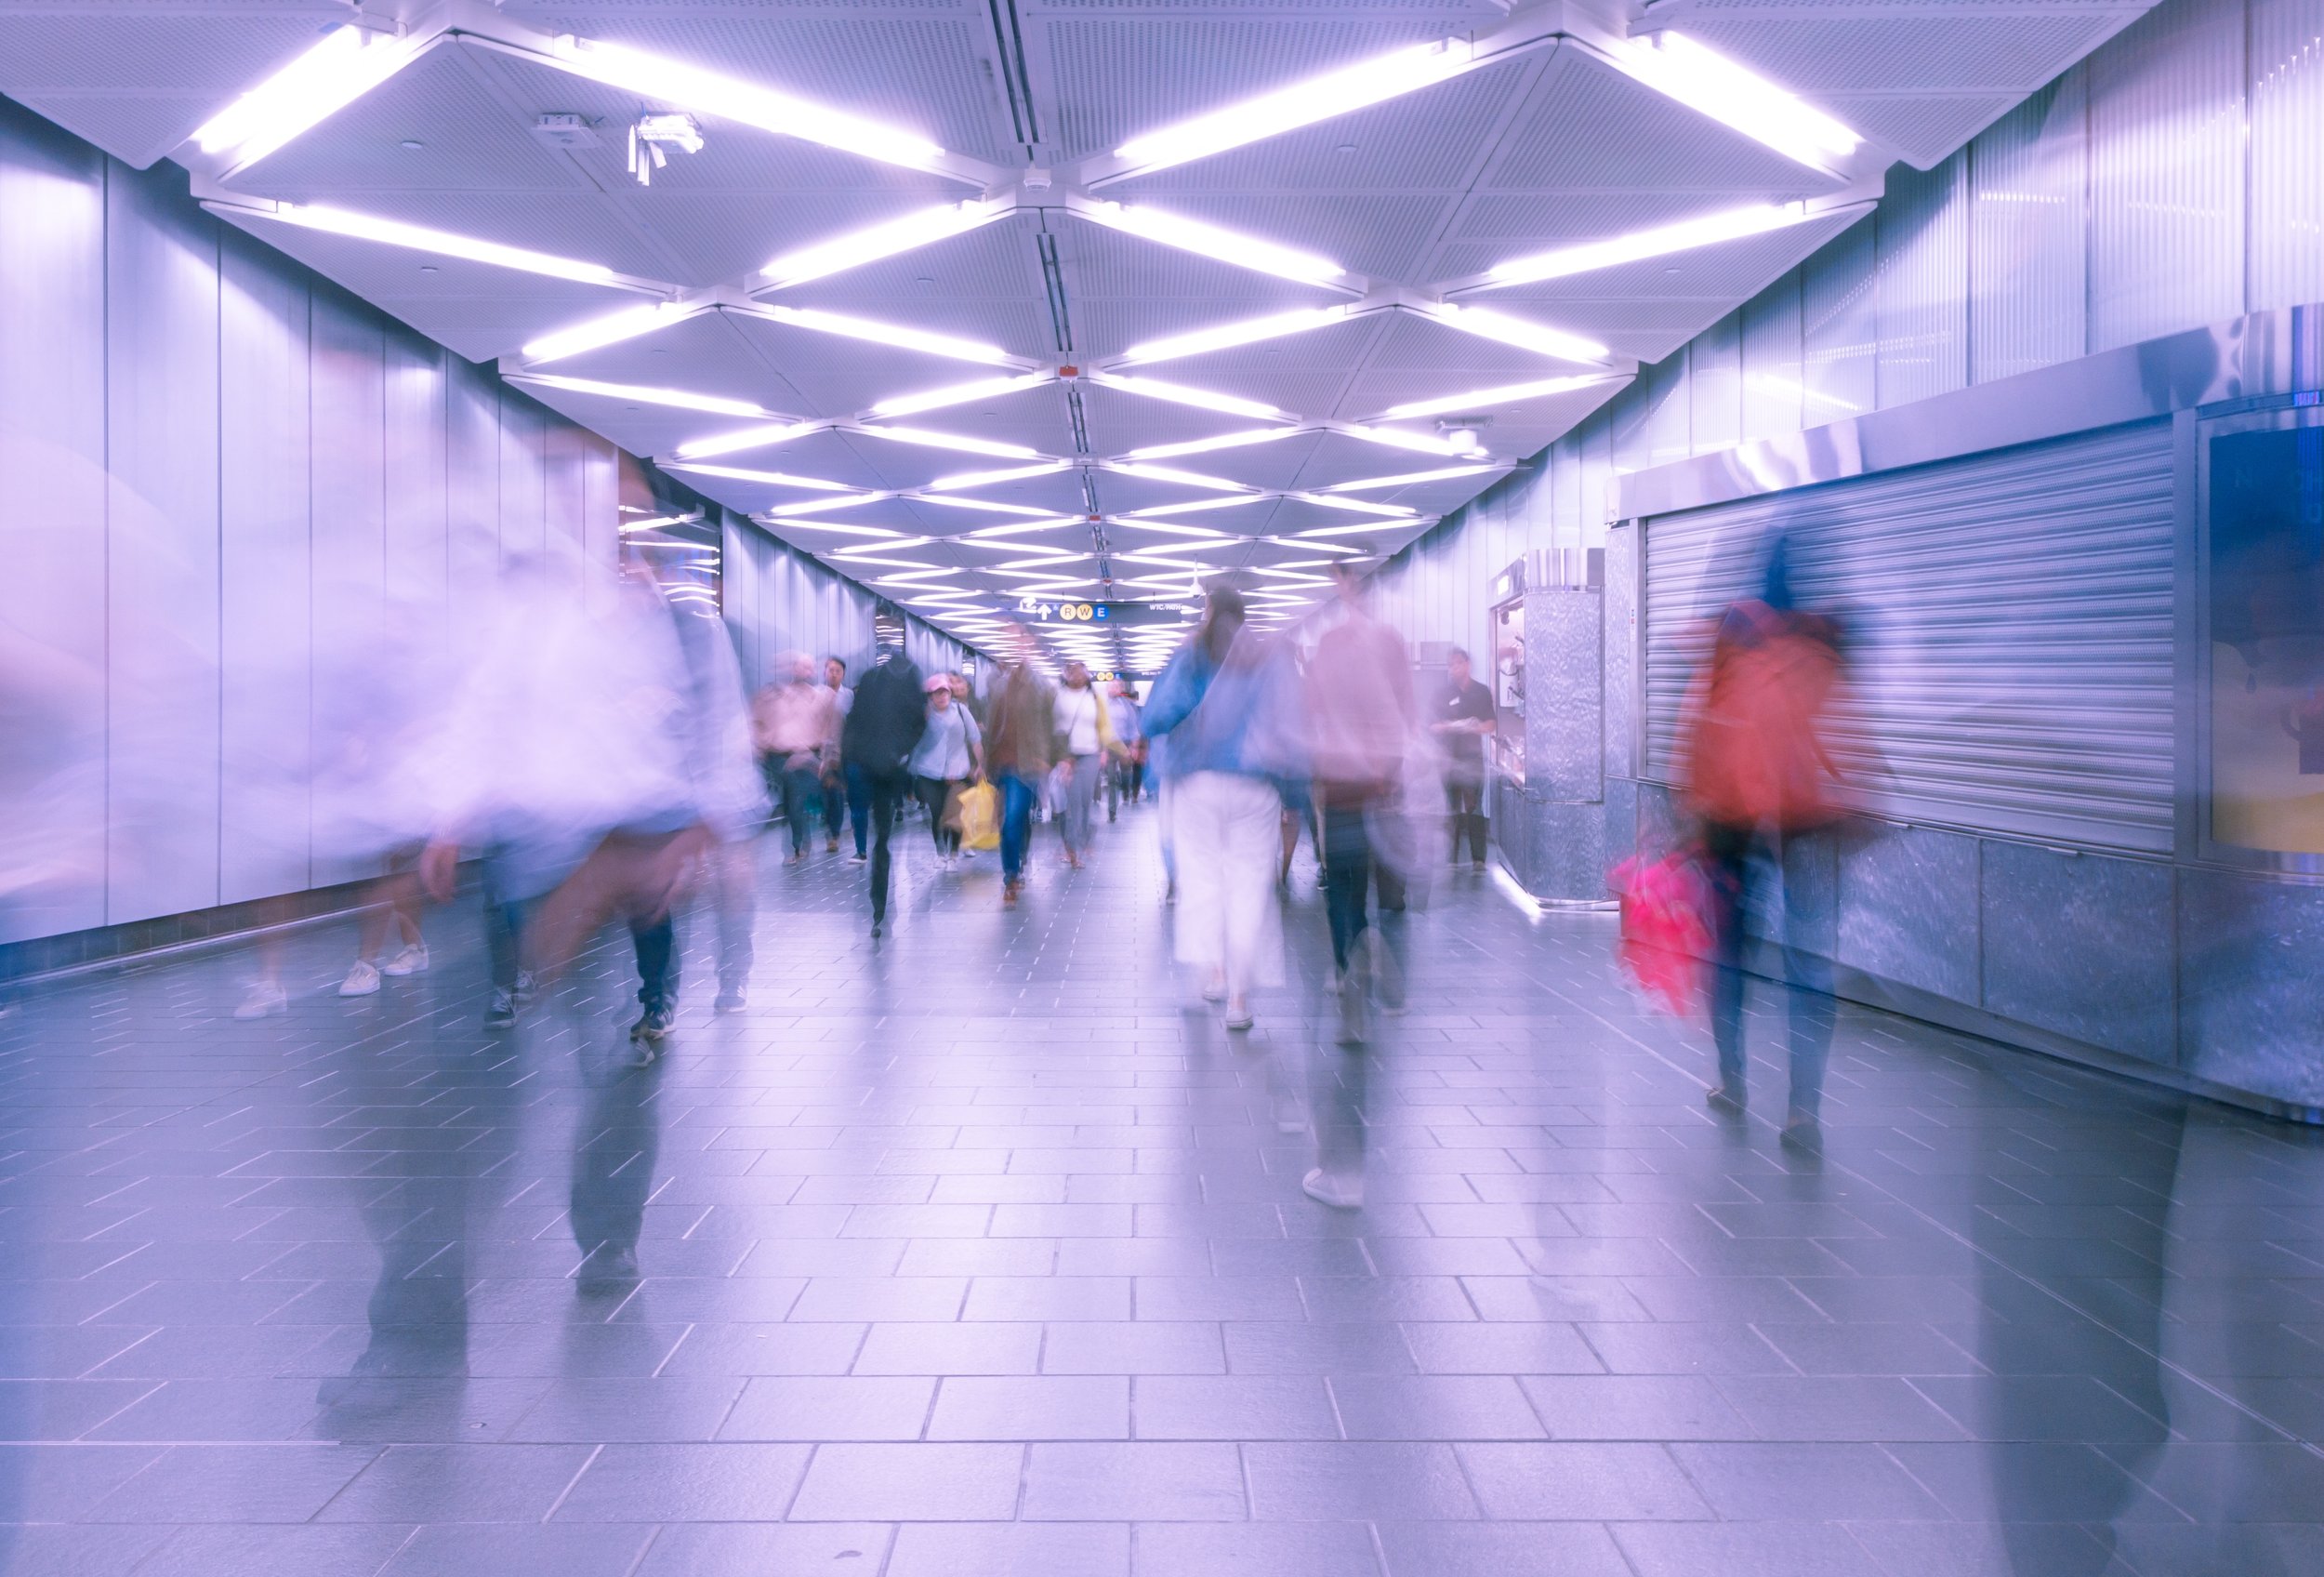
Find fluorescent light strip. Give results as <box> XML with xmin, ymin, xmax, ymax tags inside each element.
<box><xmin>1484</xmin><ymin>203</ymin><xmax>1827</xmax><ymax>288</ymax></box>
<box><xmin>547</xmin><ymin>35</ymin><xmax>953</xmax><ymax>176</ymax></box>
<box><xmin>1075</xmin><ymin>199</ymin><xmax>1347</xmax><ymax>287</ymax></box>
<box><xmin>1294</xmin><ymin>520</ymin><xmax>1424</xmax><ymax>537</ymax></box>
<box><xmin>1615</xmin><ymin>32</ymin><xmax>1862</xmax><ymax>171</ymax></box>
<box><xmin>194</xmin><ymin>24</ymin><xmax>429</xmax><ymax>169</ymax></box>
<box><xmin>1126</xmin><ymin>428</ymin><xmax>1305</xmax><ymax>461</ymax></box>
<box><xmin>1116</xmin><ymin>305</ymin><xmax>1357</xmax><ymax>367</ymax></box>
<box><xmin>1113</xmin><ymin>36</ymin><xmax>1473</xmax><ymax>176</ymax></box>
<box><xmin>852</xmin><ymin>425</ymin><xmax>1041</xmax><ymax>459</ymax></box>
<box><xmin>1103</xmin><ymin>461</ymin><xmax>1257</xmax><ymax>493</ymax></box>
<box><xmin>762</xmin><ymin>519</ymin><xmax>905</xmax><ymax>537</ymax></box>
<box><xmin>246</xmin><ymin>203</ymin><xmax>625</xmax><ymax>286</ymax></box>
<box><xmin>768</xmin><ymin>492</ymin><xmax>890</xmax><ymax>515</ymax></box>
<box><xmin>829</xmin><ymin>536</ymin><xmax>934</xmax><ymax>554</ymax></box>
<box><xmin>513</xmin><ymin>375</ymin><xmax>774</xmax><ymax>417</ymax></box>
<box><xmin>763</xmin><ymin>199</ymin><xmax>1010</xmax><ymax>288</ymax></box>
<box><xmin>1334</xmin><ymin>422</ymin><xmax>1476</xmax><ymax>458</ymax></box>
<box><xmin>926</xmin><ymin>460</ymin><xmax>1071</xmax><ymax>492</ymax></box>
<box><xmin>1084</xmin><ymin>372</ymin><xmax>1288</xmax><ymax>422</ymax></box>
<box><xmin>667</xmin><ymin>462</ymin><xmax>855</xmax><ymax>491</ymax></box>
<box><xmin>829</xmin><ymin>553</ymin><xmax>945</xmax><ymax>569</ymax></box>
<box><xmin>1123</xmin><ymin>495</ymin><xmax>1271</xmax><ymax>519</ymax></box>
<box><xmin>1111</xmin><ymin>516</ymin><xmax>1239</xmax><ymax>537</ymax></box>
<box><xmin>1288</xmin><ymin>492</ymin><xmax>1417</xmax><ymax>518</ymax></box>
<box><xmin>1379</xmin><ymin>377</ymin><xmax>1617</xmax><ymax>421</ymax></box>
<box><xmin>673</xmin><ymin>421</ymin><xmax>825</xmax><ymax>460</ymax></box>
<box><xmin>963</xmin><ymin>520</ymin><xmax>1085</xmax><ymax>540</ymax></box>
<box><xmin>752</xmin><ymin>304</ymin><xmax>1019</xmax><ymax>366</ymax></box>
<box><xmin>913</xmin><ymin>495</ymin><xmax>1063</xmax><ymax>518</ymax></box>
<box><xmin>1416</xmin><ymin>303</ymin><xmax>1608</xmax><ymax>365</ymax></box>
<box><xmin>871</xmin><ymin>371</ymin><xmax>1054</xmax><ymax>419</ymax></box>
<box><xmin>521</xmin><ymin>300</ymin><xmax>690</xmax><ymax>364</ymax></box>
<box><xmin>1317</xmin><ymin>463</ymin><xmax>1498</xmax><ymax>492</ymax></box>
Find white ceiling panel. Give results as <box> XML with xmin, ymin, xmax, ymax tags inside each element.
<box><xmin>5</xmin><ymin>0</ymin><xmax>2159</xmax><ymax>619</ymax></box>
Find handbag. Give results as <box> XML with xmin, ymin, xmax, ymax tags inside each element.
<box><xmin>1608</xmin><ymin>850</ymin><xmax>1715</xmax><ymax>1020</ymax></box>
<box><xmin>955</xmin><ymin>781</ymin><xmax>1000</xmax><ymax>851</ymax></box>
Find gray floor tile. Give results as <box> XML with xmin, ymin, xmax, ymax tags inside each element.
<box><xmin>1131</xmin><ymin>1375</ymin><xmax>1340</xmax><ymax>1440</ymax></box>
<box><xmin>552</xmin><ymin>1442</ymin><xmax>813</xmax><ymax>1521</ymax></box>
<box><xmin>1132</xmin><ymin>1519</ymin><xmax>1383</xmax><ymax>1575</ymax></box>
<box><xmin>788</xmin><ymin>1442</ymin><xmax>1023</xmax><ymax>1520</ymax></box>
<box><xmin>1020</xmin><ymin>1441</ymin><xmax>1247</xmax><ymax>1520</ymax></box>
<box><xmin>927</xmin><ymin>1375</ymin><xmax>1130</xmax><ymax>1440</ymax></box>
<box><xmin>1243</xmin><ymin>1440</ymin><xmax>1480</xmax><ymax>1519</ymax></box>
<box><xmin>717</xmin><ymin>1375</ymin><xmax>934</xmax><ymax>1440</ymax></box>
<box><xmin>1376</xmin><ymin>1522</ymin><xmax>1634</xmax><ymax>1577</ymax></box>
<box><xmin>886</xmin><ymin>1521</ymin><xmax>1130</xmax><ymax>1577</ymax></box>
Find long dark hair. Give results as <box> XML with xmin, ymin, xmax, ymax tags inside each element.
<box><xmin>1200</xmin><ymin>585</ymin><xmax>1246</xmax><ymax>664</ymax></box>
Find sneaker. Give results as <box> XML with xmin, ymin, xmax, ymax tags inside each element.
<box><xmin>1274</xmin><ymin>1093</ymin><xmax>1308</xmax><ymax>1134</ymax></box>
<box><xmin>1223</xmin><ymin>1000</ymin><xmax>1254</xmax><ymax>1032</ymax></box>
<box><xmin>337</xmin><ymin>961</ymin><xmax>382</xmax><ymax>998</ymax></box>
<box><xmin>514</xmin><ymin>970</ymin><xmax>537</xmax><ymax>1005</ymax></box>
<box><xmin>1301</xmin><ymin>1168</ymin><xmax>1363</xmax><ymax>1210</ymax></box>
<box><xmin>714</xmin><ymin>989</ymin><xmax>746</xmax><ymax>1014</ymax></box>
<box><xmin>1003</xmin><ymin>880</ymin><xmax>1021</xmax><ymax>907</ymax></box>
<box><xmin>849</xmin><ymin>852</ymin><xmax>868</xmax><ymax>865</ymax></box>
<box><xmin>631</xmin><ymin>1004</ymin><xmax>676</xmax><ymax>1045</ymax></box>
<box><xmin>483</xmin><ymin>988</ymin><xmax>517</xmax><ymax>1030</ymax></box>
<box><xmin>1705</xmin><ymin>1080</ymin><xmax>1746</xmax><ymax>1116</ymax></box>
<box><xmin>869</xmin><ymin>919</ymin><xmax>883</xmax><ymax>938</ymax></box>
<box><xmin>232</xmin><ymin>981</ymin><xmax>287</xmax><ymax>1019</ymax></box>
<box><xmin>380</xmin><ymin>942</ymin><xmax>429</xmax><ymax>976</ymax></box>
<box><xmin>1201</xmin><ymin>975</ymin><xmax>1226</xmax><ymax>1003</ymax></box>
<box><xmin>826</xmin><ymin>838</ymin><xmax>840</xmax><ymax>854</ymax></box>
<box><xmin>576</xmin><ymin>1243</ymin><xmax>639</xmax><ymax>1293</ymax></box>
<box><xmin>1781</xmin><ymin>1109</ymin><xmax>1823</xmax><ymax>1151</ymax></box>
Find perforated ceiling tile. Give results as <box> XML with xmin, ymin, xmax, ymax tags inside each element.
<box><xmin>1087</xmin><ymin>192</ymin><xmax>1456</xmax><ymax>285</ymax></box>
<box><xmin>724</xmin><ymin>305</ymin><xmax>1036</xmax><ymax>417</ymax></box>
<box><xmin>1073</xmin><ymin>379</ymin><xmax>1263</xmax><ymax>452</ymax></box>
<box><xmin>1040</xmin><ymin>15</ymin><xmax>1466</xmax><ymax>158</ymax></box>
<box><xmin>1088</xmin><ymin>469</ymin><xmax>1269</xmax><ymax>518</ymax></box>
<box><xmin>546</xmin><ymin>308</ymin><xmax>813</xmax><ymax>408</ymax></box>
<box><xmin>1146</xmin><ymin>431</ymin><xmax>1329</xmax><ymax>492</ymax></box>
<box><xmin>1104</xmin><ymin>53</ymin><xmax>1540</xmax><ymax>196</ymax></box>
<box><xmin>1467</xmin><ymin>208</ymin><xmax>1865</xmax><ymax>306</ymax></box>
<box><xmin>281</xmin><ymin>189</ymin><xmax>689</xmax><ymax>285</ymax></box>
<box><xmin>1825</xmin><ymin>92</ymin><xmax>2023</xmax><ymax>168</ymax></box>
<box><xmin>1051</xmin><ymin>211</ymin><xmax>1348</xmax><ymax>309</ymax></box>
<box><xmin>1446</xmin><ymin>189</ymin><xmax>1768</xmax><ymax>245</ymax></box>
<box><xmin>1482</xmin><ymin>48</ymin><xmax>1838</xmax><ymax>197</ymax></box>
<box><xmin>627</xmin><ymin>190</ymin><xmax>936</xmax><ymax>288</ymax></box>
<box><xmin>665</xmin><ymin>428</ymin><xmax>891</xmax><ymax>488</ymax></box>
<box><xmin>0</xmin><ymin>11</ymin><xmax>333</xmax><ymax>163</ymax></box>
<box><xmin>1530</xmin><ymin>298</ymin><xmax>1754</xmax><ymax>364</ymax></box>
<box><xmin>776</xmin><ymin>211</ymin><xmax>1050</xmax><ymax>309</ymax></box>
<box><xmin>1686</xmin><ymin>14</ymin><xmax>2126</xmax><ymax>94</ymax></box>
<box><xmin>500</xmin><ymin>6</ymin><xmax>1019</xmax><ymax>164</ymax></box>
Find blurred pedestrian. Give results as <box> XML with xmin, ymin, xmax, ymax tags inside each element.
<box><xmin>910</xmin><ymin>671</ymin><xmax>983</xmax><ymax>869</ymax></box>
<box><xmin>1105</xmin><ymin>678</ymin><xmax>1144</xmax><ymax>817</ymax></box>
<box><xmin>1053</xmin><ymin>661</ymin><xmax>1112</xmax><ymax>868</ymax></box>
<box><xmin>752</xmin><ymin>654</ymin><xmax>833</xmax><ymax>864</ymax></box>
<box><xmin>821</xmin><ymin>656</ymin><xmax>866</xmax><ymax>862</ymax></box>
<box><xmin>840</xmin><ymin>644</ymin><xmax>927</xmax><ymax>937</ymax></box>
<box><xmin>1307</xmin><ymin>561</ymin><xmax>1417</xmax><ymax>1054</ymax></box>
<box><xmin>1431</xmin><ymin>646</ymin><xmax>1496</xmax><ymax>871</ymax></box>
<box><xmin>984</xmin><ymin>651</ymin><xmax>1055</xmax><ymax>907</ymax></box>
<box><xmin>1676</xmin><ymin>536</ymin><xmax>1844</xmax><ymax>1149</ymax></box>
<box><xmin>1143</xmin><ymin>586</ymin><xmax>1306</xmax><ymax>1031</ymax></box>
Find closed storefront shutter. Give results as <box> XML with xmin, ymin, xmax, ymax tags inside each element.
<box><xmin>1643</xmin><ymin>419</ymin><xmax>2176</xmax><ymax>854</ymax></box>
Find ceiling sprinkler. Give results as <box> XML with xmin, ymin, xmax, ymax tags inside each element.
<box><xmin>1435</xmin><ymin>415</ymin><xmax>1491</xmax><ymax>455</ymax></box>
<box><xmin>629</xmin><ymin>113</ymin><xmax>704</xmax><ymax>185</ymax></box>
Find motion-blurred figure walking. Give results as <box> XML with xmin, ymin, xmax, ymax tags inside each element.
<box><xmin>753</xmin><ymin>655</ymin><xmax>834</xmax><ymax>865</ymax></box>
<box><xmin>841</xmin><ymin>643</ymin><xmax>927</xmax><ymax>937</ymax></box>
<box><xmin>1431</xmin><ymin>646</ymin><xmax>1497</xmax><ymax>871</ymax></box>
<box><xmin>910</xmin><ymin>671</ymin><xmax>983</xmax><ymax>869</ymax></box>
<box><xmin>1676</xmin><ymin>537</ymin><xmax>1845</xmax><ymax>1149</ymax></box>
<box><xmin>1053</xmin><ymin>661</ymin><xmax>1112</xmax><ymax>868</ymax></box>
<box><xmin>984</xmin><ymin>651</ymin><xmax>1055</xmax><ymax>907</ymax></box>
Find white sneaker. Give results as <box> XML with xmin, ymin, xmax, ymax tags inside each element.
<box><xmin>380</xmin><ymin>942</ymin><xmax>429</xmax><ymax>976</ymax></box>
<box><xmin>233</xmin><ymin>982</ymin><xmax>286</xmax><ymax>1019</ymax></box>
<box><xmin>338</xmin><ymin>961</ymin><xmax>382</xmax><ymax>997</ymax></box>
<box><xmin>1301</xmin><ymin>1168</ymin><xmax>1363</xmax><ymax>1210</ymax></box>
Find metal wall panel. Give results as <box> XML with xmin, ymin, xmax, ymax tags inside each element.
<box><xmin>309</xmin><ymin>290</ymin><xmax>389</xmax><ymax>891</ymax></box>
<box><xmin>1689</xmin><ymin>312</ymin><xmax>1744</xmax><ymax>457</ymax></box>
<box><xmin>1875</xmin><ymin>155</ymin><xmax>1970</xmax><ymax>408</ymax></box>
<box><xmin>2088</xmin><ymin>0</ymin><xmax>2246</xmax><ymax>351</ymax></box>
<box><xmin>217</xmin><ymin>232</ymin><xmax>312</xmax><ymax>905</ymax></box>
<box><xmin>0</xmin><ymin>100</ymin><xmax>107</xmax><ymax>941</ymax></box>
<box><xmin>1969</xmin><ymin>74</ymin><xmax>2090</xmax><ymax>382</ymax></box>
<box><xmin>383</xmin><ymin>331</ymin><xmax>448</xmax><ymax>616</ymax></box>
<box><xmin>1740</xmin><ymin>269</ymin><xmax>1804</xmax><ymax>444</ymax></box>
<box><xmin>105</xmin><ymin>160</ymin><xmax>220</xmax><ymax>925</ymax></box>
<box><xmin>2249</xmin><ymin>0</ymin><xmax>2324</xmax><ymax>312</ymax></box>
<box><xmin>495</xmin><ymin>385</ymin><xmax>548</xmax><ymax>566</ymax></box>
<box><xmin>443</xmin><ymin>358</ymin><xmax>500</xmax><ymax>630</ymax></box>
<box><xmin>1643</xmin><ymin>421</ymin><xmax>2177</xmax><ymax>853</ymax></box>
<box><xmin>1801</xmin><ymin>218</ymin><xmax>1877</xmax><ymax>427</ymax></box>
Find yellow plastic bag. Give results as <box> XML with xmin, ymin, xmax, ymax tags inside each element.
<box><xmin>955</xmin><ymin>781</ymin><xmax>1000</xmax><ymax>851</ymax></box>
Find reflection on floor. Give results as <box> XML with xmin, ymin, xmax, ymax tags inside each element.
<box><xmin>3</xmin><ymin>804</ymin><xmax>2322</xmax><ymax>1576</ymax></box>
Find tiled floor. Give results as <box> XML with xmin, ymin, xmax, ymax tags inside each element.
<box><xmin>5</xmin><ymin>804</ymin><xmax>2324</xmax><ymax>1574</ymax></box>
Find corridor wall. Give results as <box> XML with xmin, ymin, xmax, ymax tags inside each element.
<box><xmin>719</xmin><ymin>512</ymin><xmax>975</xmax><ymax>696</ymax></box>
<box><xmin>0</xmin><ymin>94</ymin><xmax>624</xmax><ymax>951</ymax></box>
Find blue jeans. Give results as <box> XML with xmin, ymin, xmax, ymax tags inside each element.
<box><xmin>999</xmin><ymin>772</ymin><xmax>1040</xmax><ymax>882</ymax></box>
<box><xmin>1704</xmin><ymin>823</ymin><xmax>1833</xmax><ymax>1116</ymax></box>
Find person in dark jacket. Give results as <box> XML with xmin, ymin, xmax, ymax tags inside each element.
<box><xmin>840</xmin><ymin>644</ymin><xmax>928</xmax><ymax>936</ymax></box>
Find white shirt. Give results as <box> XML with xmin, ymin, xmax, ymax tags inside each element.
<box><xmin>1056</xmin><ymin>686</ymin><xmax>1105</xmax><ymax>756</ymax></box>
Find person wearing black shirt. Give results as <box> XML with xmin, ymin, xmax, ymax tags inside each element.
<box><xmin>840</xmin><ymin>645</ymin><xmax>928</xmax><ymax>936</ymax></box>
<box><xmin>1431</xmin><ymin>646</ymin><xmax>1497</xmax><ymax>871</ymax></box>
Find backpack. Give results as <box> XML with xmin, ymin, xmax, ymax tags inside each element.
<box><xmin>1680</xmin><ymin>601</ymin><xmax>1842</xmax><ymax>832</ymax></box>
<box><xmin>841</xmin><ymin>657</ymin><xmax>929</xmax><ymax>774</ymax></box>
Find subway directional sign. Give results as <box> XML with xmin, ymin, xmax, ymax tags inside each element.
<box><xmin>1011</xmin><ymin>598</ymin><xmax>1190</xmax><ymax>627</ymax></box>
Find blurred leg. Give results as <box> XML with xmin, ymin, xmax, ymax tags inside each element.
<box><xmin>1000</xmin><ymin>773</ymin><xmax>1036</xmax><ymax>883</ymax></box>
<box><xmin>1703</xmin><ymin>824</ymin><xmax>1753</xmax><ymax>1100</ymax></box>
<box><xmin>630</xmin><ymin>913</ymin><xmax>676</xmax><ymax>1014</ymax></box>
<box><xmin>712</xmin><ymin>841</ymin><xmax>754</xmax><ymax>1001</ymax></box>
<box><xmin>868</xmin><ymin>771</ymin><xmax>903</xmax><ymax>925</ymax></box>
<box><xmin>1319</xmin><ymin>797</ymin><xmax>1369</xmax><ymax>974</ymax></box>
<box><xmin>846</xmin><ymin>762</ymin><xmax>871</xmax><ymax>857</ymax></box>
<box><xmin>1777</xmin><ymin>830</ymin><xmax>1835</xmax><ymax>1120</ymax></box>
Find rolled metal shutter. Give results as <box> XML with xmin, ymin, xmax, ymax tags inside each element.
<box><xmin>1642</xmin><ymin>419</ymin><xmax>2176</xmax><ymax>854</ymax></box>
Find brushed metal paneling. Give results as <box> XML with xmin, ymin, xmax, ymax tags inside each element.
<box><xmin>496</xmin><ymin>386</ymin><xmax>548</xmax><ymax>567</ymax></box>
<box><xmin>1970</xmin><ymin>73</ymin><xmax>2090</xmax><ymax>383</ymax></box>
<box><xmin>1740</xmin><ymin>269</ymin><xmax>1803</xmax><ymax>444</ymax></box>
<box><xmin>1644</xmin><ymin>420</ymin><xmax>2176</xmax><ymax>853</ymax></box>
<box><xmin>2249</xmin><ymin>0</ymin><xmax>2324</xmax><ymax>313</ymax></box>
<box><xmin>2088</xmin><ymin>0</ymin><xmax>2246</xmax><ymax>351</ymax></box>
<box><xmin>0</xmin><ymin>101</ymin><xmax>107</xmax><ymax>941</ymax></box>
<box><xmin>2181</xmin><ymin>865</ymin><xmax>2324</xmax><ymax>1103</ymax></box>
<box><xmin>1690</xmin><ymin>311</ymin><xmax>1743</xmax><ymax>457</ymax></box>
<box><xmin>218</xmin><ymin>232</ymin><xmax>312</xmax><ymax>906</ymax></box>
<box><xmin>1604</xmin><ymin>523</ymin><xmax>1638</xmax><ymax>784</ymax></box>
<box><xmin>310</xmin><ymin>290</ymin><xmax>389</xmax><ymax>891</ymax></box>
<box><xmin>1982</xmin><ymin>842</ymin><xmax>2174</xmax><ymax>1064</ymax></box>
<box><xmin>1836</xmin><ymin>822</ymin><xmax>1980</xmax><ymax>1002</ymax></box>
<box><xmin>444</xmin><ymin>358</ymin><xmax>499</xmax><ymax>629</ymax></box>
<box><xmin>384</xmin><ymin>331</ymin><xmax>447</xmax><ymax>613</ymax></box>
<box><xmin>1875</xmin><ymin>155</ymin><xmax>1970</xmax><ymax>409</ymax></box>
<box><xmin>1802</xmin><ymin>218</ymin><xmax>1877</xmax><ymax>427</ymax></box>
<box><xmin>106</xmin><ymin>159</ymin><xmax>220</xmax><ymax>926</ymax></box>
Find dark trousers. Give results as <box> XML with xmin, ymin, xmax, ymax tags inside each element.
<box><xmin>821</xmin><ymin>767</ymin><xmax>845</xmax><ymax>842</ymax></box>
<box><xmin>1446</xmin><ymin>775</ymin><xmax>1486</xmax><ymax>864</ymax></box>
<box><xmin>865</xmin><ymin>769</ymin><xmax>909</xmax><ymax>923</ymax></box>
<box><xmin>827</xmin><ymin>762</ymin><xmax>870</xmax><ymax>854</ymax></box>
<box><xmin>779</xmin><ymin>763</ymin><xmax>820</xmax><ymax>855</ymax></box>
<box><xmin>999</xmin><ymin>772</ymin><xmax>1040</xmax><ymax>881</ymax></box>
<box><xmin>1320</xmin><ymin>787</ymin><xmax>1407</xmax><ymax>977</ymax></box>
<box><xmin>570</xmin><ymin>1046</ymin><xmax>662</xmax><ymax>1261</ymax></box>
<box><xmin>918</xmin><ymin>775</ymin><xmax>964</xmax><ymax>855</ymax></box>
<box><xmin>1703</xmin><ymin>821</ymin><xmax>1833</xmax><ymax>1116</ymax></box>
<box><xmin>630</xmin><ymin>914</ymin><xmax>675</xmax><ymax>1012</ymax></box>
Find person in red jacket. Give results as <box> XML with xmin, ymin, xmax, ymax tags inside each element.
<box><xmin>1676</xmin><ymin>536</ymin><xmax>1845</xmax><ymax>1151</ymax></box>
